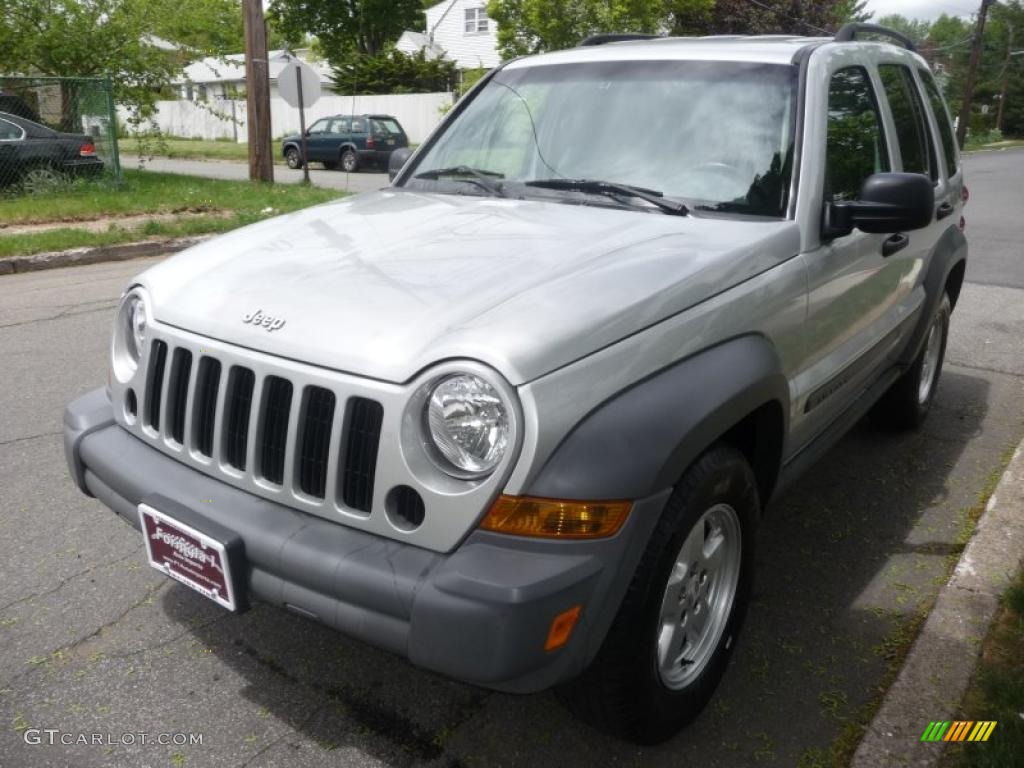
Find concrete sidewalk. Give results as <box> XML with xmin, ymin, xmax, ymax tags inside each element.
<box><xmin>853</xmin><ymin>436</ymin><xmax>1024</xmax><ymax>766</ymax></box>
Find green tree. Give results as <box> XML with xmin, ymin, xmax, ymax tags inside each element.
<box><xmin>0</xmin><ymin>0</ymin><xmax>181</xmax><ymax>125</ymax></box>
<box><xmin>149</xmin><ymin>0</ymin><xmax>245</xmax><ymax>55</ymax></box>
<box><xmin>874</xmin><ymin>14</ymin><xmax>931</xmax><ymax>44</ymax></box>
<box><xmin>268</xmin><ymin>0</ymin><xmax>424</xmax><ymax>62</ymax></box>
<box><xmin>488</xmin><ymin>0</ymin><xmax>872</xmax><ymax>58</ymax></box>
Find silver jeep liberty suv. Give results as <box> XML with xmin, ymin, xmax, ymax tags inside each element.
<box><xmin>65</xmin><ymin>23</ymin><xmax>967</xmax><ymax>743</ymax></box>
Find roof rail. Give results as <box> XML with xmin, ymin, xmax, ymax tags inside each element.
<box><xmin>835</xmin><ymin>23</ymin><xmax>916</xmax><ymax>52</ymax></box>
<box><xmin>579</xmin><ymin>33</ymin><xmax>659</xmax><ymax>47</ymax></box>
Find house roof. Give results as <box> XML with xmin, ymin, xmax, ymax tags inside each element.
<box><xmin>177</xmin><ymin>49</ymin><xmax>334</xmax><ymax>85</ymax></box>
<box><xmin>395</xmin><ymin>31</ymin><xmax>447</xmax><ymax>60</ymax></box>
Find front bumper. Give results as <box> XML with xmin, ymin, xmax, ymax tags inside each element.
<box><xmin>65</xmin><ymin>388</ymin><xmax>668</xmax><ymax>693</ymax></box>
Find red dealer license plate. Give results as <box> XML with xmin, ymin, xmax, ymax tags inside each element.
<box><xmin>139</xmin><ymin>504</ymin><xmax>238</xmax><ymax>611</ymax></box>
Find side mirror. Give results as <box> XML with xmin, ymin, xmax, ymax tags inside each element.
<box><xmin>823</xmin><ymin>172</ymin><xmax>935</xmax><ymax>239</ymax></box>
<box><xmin>388</xmin><ymin>147</ymin><xmax>413</xmax><ymax>182</ymax></box>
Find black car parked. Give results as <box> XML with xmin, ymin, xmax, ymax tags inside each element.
<box><xmin>281</xmin><ymin>114</ymin><xmax>409</xmax><ymax>173</ymax></box>
<box><xmin>0</xmin><ymin>111</ymin><xmax>104</xmax><ymax>190</ymax></box>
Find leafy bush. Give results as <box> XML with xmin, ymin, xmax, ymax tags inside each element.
<box><xmin>332</xmin><ymin>49</ymin><xmax>457</xmax><ymax>95</ymax></box>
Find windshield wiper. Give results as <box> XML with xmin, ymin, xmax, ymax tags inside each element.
<box><xmin>523</xmin><ymin>178</ymin><xmax>688</xmax><ymax>216</ymax></box>
<box><xmin>413</xmin><ymin>166</ymin><xmax>506</xmax><ymax>197</ymax></box>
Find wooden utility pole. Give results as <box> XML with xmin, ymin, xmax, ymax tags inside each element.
<box><xmin>956</xmin><ymin>0</ymin><xmax>996</xmax><ymax>148</ymax></box>
<box><xmin>243</xmin><ymin>0</ymin><xmax>274</xmax><ymax>182</ymax></box>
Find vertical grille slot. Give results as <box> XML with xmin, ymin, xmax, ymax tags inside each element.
<box><xmin>223</xmin><ymin>366</ymin><xmax>255</xmax><ymax>471</ymax></box>
<box><xmin>297</xmin><ymin>387</ymin><xmax>336</xmax><ymax>499</ymax></box>
<box><xmin>259</xmin><ymin>376</ymin><xmax>293</xmax><ymax>485</ymax></box>
<box><xmin>340</xmin><ymin>397</ymin><xmax>384</xmax><ymax>512</ymax></box>
<box><xmin>166</xmin><ymin>348</ymin><xmax>192</xmax><ymax>444</ymax></box>
<box><xmin>144</xmin><ymin>340</ymin><xmax>168</xmax><ymax>431</ymax></box>
<box><xmin>192</xmin><ymin>357</ymin><xmax>221</xmax><ymax>457</ymax></box>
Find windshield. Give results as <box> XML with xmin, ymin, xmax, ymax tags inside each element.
<box><xmin>404</xmin><ymin>60</ymin><xmax>798</xmax><ymax>217</ymax></box>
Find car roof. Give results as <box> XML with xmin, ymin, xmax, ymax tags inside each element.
<box><xmin>503</xmin><ymin>35</ymin><xmax>918</xmax><ymax>69</ymax></box>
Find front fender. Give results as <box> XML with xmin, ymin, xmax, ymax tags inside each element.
<box><xmin>525</xmin><ymin>335</ymin><xmax>790</xmax><ymax>501</ymax></box>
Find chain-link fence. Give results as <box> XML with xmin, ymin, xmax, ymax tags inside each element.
<box><xmin>0</xmin><ymin>75</ymin><xmax>121</xmax><ymax>194</ymax></box>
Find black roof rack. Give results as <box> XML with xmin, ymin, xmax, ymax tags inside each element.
<box><xmin>835</xmin><ymin>23</ymin><xmax>916</xmax><ymax>52</ymax></box>
<box><xmin>579</xmin><ymin>33</ymin><xmax>659</xmax><ymax>47</ymax></box>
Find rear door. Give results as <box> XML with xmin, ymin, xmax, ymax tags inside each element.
<box><xmin>875</xmin><ymin>61</ymin><xmax>947</xmax><ymax>359</ymax></box>
<box><xmin>348</xmin><ymin>117</ymin><xmax>367</xmax><ymax>150</ymax></box>
<box><xmin>916</xmin><ymin>68</ymin><xmax>965</xmax><ymax>230</ymax></box>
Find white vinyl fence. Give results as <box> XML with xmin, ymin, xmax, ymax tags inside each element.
<box><xmin>119</xmin><ymin>92</ymin><xmax>454</xmax><ymax>144</ymax></box>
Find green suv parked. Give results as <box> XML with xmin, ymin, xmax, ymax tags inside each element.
<box><xmin>282</xmin><ymin>113</ymin><xmax>409</xmax><ymax>172</ymax></box>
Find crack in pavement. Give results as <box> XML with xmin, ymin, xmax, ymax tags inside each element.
<box><xmin>0</xmin><ymin>301</ymin><xmax>117</xmax><ymax>331</ymax></box>
<box><xmin>0</xmin><ymin>430</ymin><xmax>63</xmax><ymax>447</ymax></box>
<box><xmin>0</xmin><ymin>580</ymin><xmax>168</xmax><ymax>690</ymax></box>
<box><xmin>946</xmin><ymin>360</ymin><xmax>1024</xmax><ymax>379</ymax></box>
<box><xmin>0</xmin><ymin>549</ymin><xmax>140</xmax><ymax>614</ymax></box>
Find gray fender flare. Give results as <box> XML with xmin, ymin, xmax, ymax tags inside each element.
<box><xmin>525</xmin><ymin>334</ymin><xmax>790</xmax><ymax>502</ymax></box>
<box><xmin>898</xmin><ymin>224</ymin><xmax>967</xmax><ymax>365</ymax></box>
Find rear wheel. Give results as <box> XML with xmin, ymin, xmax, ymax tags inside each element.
<box><xmin>21</xmin><ymin>165</ymin><xmax>65</xmax><ymax>194</ymax></box>
<box><xmin>558</xmin><ymin>444</ymin><xmax>759</xmax><ymax>744</ymax></box>
<box><xmin>341</xmin><ymin>149</ymin><xmax>359</xmax><ymax>173</ymax></box>
<box><xmin>284</xmin><ymin>147</ymin><xmax>302</xmax><ymax>169</ymax></box>
<box><xmin>872</xmin><ymin>293</ymin><xmax>951</xmax><ymax>430</ymax></box>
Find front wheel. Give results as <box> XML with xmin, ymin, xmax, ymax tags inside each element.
<box><xmin>284</xmin><ymin>147</ymin><xmax>302</xmax><ymax>169</ymax></box>
<box><xmin>872</xmin><ymin>293</ymin><xmax>951</xmax><ymax>430</ymax></box>
<box><xmin>558</xmin><ymin>444</ymin><xmax>759</xmax><ymax>744</ymax></box>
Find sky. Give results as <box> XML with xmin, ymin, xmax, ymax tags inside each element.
<box><xmin>863</xmin><ymin>0</ymin><xmax>981</xmax><ymax>21</ymax></box>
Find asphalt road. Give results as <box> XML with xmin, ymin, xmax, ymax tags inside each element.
<box><xmin>1</xmin><ymin>150</ymin><xmax>1023</xmax><ymax>768</ymax></box>
<box><xmin>122</xmin><ymin>155</ymin><xmax>390</xmax><ymax>196</ymax></box>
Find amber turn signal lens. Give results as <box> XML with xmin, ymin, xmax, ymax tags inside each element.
<box><xmin>480</xmin><ymin>496</ymin><xmax>632</xmax><ymax>539</ymax></box>
<box><xmin>545</xmin><ymin>605</ymin><xmax>582</xmax><ymax>651</ymax></box>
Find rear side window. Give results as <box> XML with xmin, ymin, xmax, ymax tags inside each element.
<box><xmin>329</xmin><ymin>118</ymin><xmax>349</xmax><ymax>133</ymax></box>
<box><xmin>918</xmin><ymin>69</ymin><xmax>959</xmax><ymax>176</ymax></box>
<box><xmin>350</xmin><ymin>118</ymin><xmax>366</xmax><ymax>133</ymax></box>
<box><xmin>0</xmin><ymin>118</ymin><xmax>22</xmax><ymax>140</ymax></box>
<box><xmin>825</xmin><ymin>67</ymin><xmax>890</xmax><ymax>202</ymax></box>
<box><xmin>879</xmin><ymin>64</ymin><xmax>934</xmax><ymax>180</ymax></box>
<box><xmin>372</xmin><ymin>118</ymin><xmax>402</xmax><ymax>135</ymax></box>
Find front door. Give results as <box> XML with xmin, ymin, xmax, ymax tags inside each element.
<box><xmin>791</xmin><ymin>64</ymin><xmax>911</xmax><ymax>449</ymax></box>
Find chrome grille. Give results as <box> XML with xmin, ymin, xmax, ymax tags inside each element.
<box><xmin>139</xmin><ymin>337</ymin><xmax>384</xmax><ymax>516</ymax></box>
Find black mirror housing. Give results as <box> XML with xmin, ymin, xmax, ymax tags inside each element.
<box><xmin>824</xmin><ymin>172</ymin><xmax>935</xmax><ymax>238</ymax></box>
<box><xmin>388</xmin><ymin>147</ymin><xmax>413</xmax><ymax>182</ymax></box>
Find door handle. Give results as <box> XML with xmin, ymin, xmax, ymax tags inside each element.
<box><xmin>882</xmin><ymin>233</ymin><xmax>909</xmax><ymax>257</ymax></box>
<box><xmin>936</xmin><ymin>201</ymin><xmax>955</xmax><ymax>220</ymax></box>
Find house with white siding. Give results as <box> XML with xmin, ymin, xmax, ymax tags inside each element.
<box><xmin>396</xmin><ymin>0</ymin><xmax>501</xmax><ymax>70</ymax></box>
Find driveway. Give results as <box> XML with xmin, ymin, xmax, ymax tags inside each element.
<box><xmin>1</xmin><ymin>150</ymin><xmax>1023</xmax><ymax>768</ymax></box>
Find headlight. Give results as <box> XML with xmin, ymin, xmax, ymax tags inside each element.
<box><xmin>111</xmin><ymin>290</ymin><xmax>148</xmax><ymax>382</ymax></box>
<box><xmin>425</xmin><ymin>374</ymin><xmax>510</xmax><ymax>477</ymax></box>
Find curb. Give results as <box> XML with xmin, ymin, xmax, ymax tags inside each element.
<box><xmin>852</xmin><ymin>438</ymin><xmax>1024</xmax><ymax>767</ymax></box>
<box><xmin>0</xmin><ymin>235</ymin><xmax>213</xmax><ymax>276</ymax></box>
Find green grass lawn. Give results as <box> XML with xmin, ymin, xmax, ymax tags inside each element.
<box><xmin>124</xmin><ymin>137</ymin><xmax>269</xmax><ymax>163</ymax></box>
<box><xmin>942</xmin><ymin>571</ymin><xmax>1024</xmax><ymax>768</ymax></box>
<box><xmin>0</xmin><ymin>170</ymin><xmax>344</xmax><ymax>258</ymax></box>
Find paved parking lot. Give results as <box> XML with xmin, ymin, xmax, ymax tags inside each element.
<box><xmin>1</xmin><ymin>150</ymin><xmax>1023</xmax><ymax>768</ymax></box>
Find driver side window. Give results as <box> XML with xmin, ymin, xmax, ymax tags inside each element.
<box><xmin>825</xmin><ymin>67</ymin><xmax>890</xmax><ymax>203</ymax></box>
<box><xmin>308</xmin><ymin>119</ymin><xmax>329</xmax><ymax>135</ymax></box>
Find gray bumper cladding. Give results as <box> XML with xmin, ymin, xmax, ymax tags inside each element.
<box><xmin>64</xmin><ymin>388</ymin><xmax>669</xmax><ymax>693</ymax></box>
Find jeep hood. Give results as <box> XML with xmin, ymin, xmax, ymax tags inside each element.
<box><xmin>139</xmin><ymin>190</ymin><xmax>800</xmax><ymax>385</ymax></box>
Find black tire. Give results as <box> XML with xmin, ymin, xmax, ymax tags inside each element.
<box><xmin>872</xmin><ymin>293</ymin><xmax>951</xmax><ymax>430</ymax></box>
<box><xmin>341</xmin><ymin>148</ymin><xmax>359</xmax><ymax>173</ymax></box>
<box><xmin>20</xmin><ymin>164</ymin><xmax>66</xmax><ymax>194</ymax></box>
<box><xmin>284</xmin><ymin>147</ymin><xmax>302</xmax><ymax>169</ymax></box>
<box><xmin>557</xmin><ymin>444</ymin><xmax>759</xmax><ymax>744</ymax></box>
